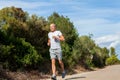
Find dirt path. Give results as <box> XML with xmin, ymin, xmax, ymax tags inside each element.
<box><xmin>47</xmin><ymin>65</ymin><xmax>120</xmax><ymax>80</ymax></box>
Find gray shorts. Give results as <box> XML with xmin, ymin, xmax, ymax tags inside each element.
<box><xmin>49</xmin><ymin>48</ymin><xmax>62</xmax><ymax>60</ymax></box>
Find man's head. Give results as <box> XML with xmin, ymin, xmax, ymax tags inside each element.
<box><xmin>50</xmin><ymin>23</ymin><xmax>56</xmax><ymax>32</ymax></box>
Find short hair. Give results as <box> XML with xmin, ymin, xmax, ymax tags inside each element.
<box><xmin>50</xmin><ymin>23</ymin><xmax>56</xmax><ymax>27</ymax></box>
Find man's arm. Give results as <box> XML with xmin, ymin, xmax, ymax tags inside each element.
<box><xmin>53</xmin><ymin>35</ymin><xmax>65</xmax><ymax>41</ymax></box>
<box><xmin>59</xmin><ymin>35</ymin><xmax>65</xmax><ymax>41</ymax></box>
<box><xmin>47</xmin><ymin>39</ymin><xmax>50</xmax><ymax>46</ymax></box>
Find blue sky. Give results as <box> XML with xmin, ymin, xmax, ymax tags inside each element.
<box><xmin>0</xmin><ymin>0</ymin><xmax>120</xmax><ymax>59</ymax></box>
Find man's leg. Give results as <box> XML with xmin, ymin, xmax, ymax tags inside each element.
<box><xmin>58</xmin><ymin>59</ymin><xmax>66</xmax><ymax>78</ymax></box>
<box><xmin>58</xmin><ymin>59</ymin><xmax>64</xmax><ymax>72</ymax></box>
<box><xmin>51</xmin><ymin>58</ymin><xmax>56</xmax><ymax>76</ymax></box>
<box><xmin>57</xmin><ymin>49</ymin><xmax>66</xmax><ymax>78</ymax></box>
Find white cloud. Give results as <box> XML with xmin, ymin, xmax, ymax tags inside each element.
<box><xmin>72</xmin><ymin>17</ymin><xmax>120</xmax><ymax>37</ymax></box>
<box><xmin>0</xmin><ymin>0</ymin><xmax>54</xmax><ymax>16</ymax></box>
<box><xmin>0</xmin><ymin>0</ymin><xmax>52</xmax><ymax>9</ymax></box>
<box><xmin>109</xmin><ymin>41</ymin><xmax>120</xmax><ymax>48</ymax></box>
<box><xmin>94</xmin><ymin>33</ymin><xmax>120</xmax><ymax>49</ymax></box>
<box><xmin>95</xmin><ymin>34</ymin><xmax>120</xmax><ymax>44</ymax></box>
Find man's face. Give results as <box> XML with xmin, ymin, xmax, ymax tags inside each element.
<box><xmin>50</xmin><ymin>24</ymin><xmax>56</xmax><ymax>32</ymax></box>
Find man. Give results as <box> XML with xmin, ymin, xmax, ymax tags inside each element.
<box><xmin>47</xmin><ymin>23</ymin><xmax>66</xmax><ymax>80</ymax></box>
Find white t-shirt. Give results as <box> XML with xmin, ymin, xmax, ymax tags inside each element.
<box><xmin>48</xmin><ymin>30</ymin><xmax>62</xmax><ymax>49</ymax></box>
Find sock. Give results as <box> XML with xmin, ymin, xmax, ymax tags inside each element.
<box><xmin>52</xmin><ymin>74</ymin><xmax>56</xmax><ymax>77</ymax></box>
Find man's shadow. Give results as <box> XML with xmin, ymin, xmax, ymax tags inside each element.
<box><xmin>65</xmin><ymin>76</ymin><xmax>86</xmax><ymax>80</ymax></box>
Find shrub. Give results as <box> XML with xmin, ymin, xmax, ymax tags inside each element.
<box><xmin>0</xmin><ymin>31</ymin><xmax>42</xmax><ymax>70</ymax></box>
<box><xmin>106</xmin><ymin>55</ymin><xmax>120</xmax><ymax>65</ymax></box>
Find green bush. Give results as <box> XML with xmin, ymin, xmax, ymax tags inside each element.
<box><xmin>0</xmin><ymin>30</ymin><xmax>42</xmax><ymax>70</ymax></box>
<box><xmin>106</xmin><ymin>55</ymin><xmax>120</xmax><ymax>65</ymax></box>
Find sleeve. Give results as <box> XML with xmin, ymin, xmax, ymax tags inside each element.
<box><xmin>58</xmin><ymin>31</ymin><xmax>62</xmax><ymax>36</ymax></box>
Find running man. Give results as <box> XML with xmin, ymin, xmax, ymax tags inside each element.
<box><xmin>47</xmin><ymin>23</ymin><xmax>66</xmax><ymax>80</ymax></box>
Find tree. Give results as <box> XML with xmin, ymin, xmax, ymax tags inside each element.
<box><xmin>26</xmin><ymin>15</ymin><xmax>49</xmax><ymax>60</ymax></box>
<box><xmin>0</xmin><ymin>7</ymin><xmax>46</xmax><ymax>70</ymax></box>
<box><xmin>110</xmin><ymin>47</ymin><xmax>116</xmax><ymax>56</ymax></box>
<box><xmin>92</xmin><ymin>46</ymin><xmax>109</xmax><ymax>67</ymax></box>
<box><xmin>72</xmin><ymin>36</ymin><xmax>96</xmax><ymax>68</ymax></box>
<box><xmin>105</xmin><ymin>47</ymin><xmax>120</xmax><ymax>65</ymax></box>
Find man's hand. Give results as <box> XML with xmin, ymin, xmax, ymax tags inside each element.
<box><xmin>47</xmin><ymin>39</ymin><xmax>50</xmax><ymax>46</ymax></box>
<box><xmin>47</xmin><ymin>42</ymin><xmax>50</xmax><ymax>46</ymax></box>
<box><xmin>52</xmin><ymin>36</ymin><xmax>59</xmax><ymax>40</ymax></box>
